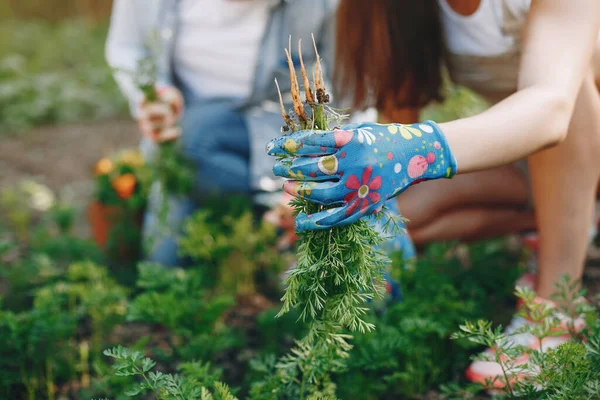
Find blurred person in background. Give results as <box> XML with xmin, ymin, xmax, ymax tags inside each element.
<box><xmin>267</xmin><ymin>0</ymin><xmax>600</xmax><ymax>387</ymax></box>
<box><xmin>105</xmin><ymin>0</ymin><xmax>338</xmax><ymax>266</ymax></box>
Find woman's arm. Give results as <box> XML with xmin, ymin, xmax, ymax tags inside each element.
<box><xmin>442</xmin><ymin>0</ymin><xmax>600</xmax><ymax>173</ymax></box>
<box><xmin>265</xmin><ymin>0</ymin><xmax>600</xmax><ymax>230</ymax></box>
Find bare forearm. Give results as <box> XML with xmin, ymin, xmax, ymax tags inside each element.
<box><xmin>440</xmin><ymin>86</ymin><xmax>570</xmax><ymax>174</ymax></box>
<box><xmin>440</xmin><ymin>0</ymin><xmax>600</xmax><ymax>175</ymax></box>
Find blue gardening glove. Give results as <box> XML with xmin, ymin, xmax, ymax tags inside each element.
<box><xmin>266</xmin><ymin>121</ymin><xmax>457</xmax><ymax>231</ymax></box>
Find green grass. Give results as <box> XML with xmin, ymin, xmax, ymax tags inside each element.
<box><xmin>0</xmin><ymin>18</ymin><xmax>128</xmax><ymax>132</ymax></box>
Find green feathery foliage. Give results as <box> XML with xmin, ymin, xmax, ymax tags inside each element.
<box><xmin>448</xmin><ymin>276</ymin><xmax>600</xmax><ymax>399</ymax></box>
<box><xmin>103</xmin><ymin>346</ymin><xmax>238</xmax><ymax>400</ymax></box>
<box><xmin>270</xmin><ymin>37</ymin><xmax>390</xmax><ymax>398</ymax></box>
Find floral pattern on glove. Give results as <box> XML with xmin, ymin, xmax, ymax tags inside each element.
<box><xmin>267</xmin><ymin>121</ymin><xmax>457</xmax><ymax>231</ymax></box>
<box><xmin>344</xmin><ymin>166</ymin><xmax>382</xmax><ymax>216</ymax></box>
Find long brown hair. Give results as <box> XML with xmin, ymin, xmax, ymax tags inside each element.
<box><xmin>334</xmin><ymin>0</ymin><xmax>445</xmax><ymax>115</ymax></box>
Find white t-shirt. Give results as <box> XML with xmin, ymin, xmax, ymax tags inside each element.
<box><xmin>439</xmin><ymin>0</ymin><xmax>530</xmax><ymax>56</ymax></box>
<box><xmin>174</xmin><ymin>0</ymin><xmax>271</xmax><ymax>99</ymax></box>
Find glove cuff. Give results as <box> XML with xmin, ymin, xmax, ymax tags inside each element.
<box><xmin>422</xmin><ymin>120</ymin><xmax>458</xmax><ymax>178</ymax></box>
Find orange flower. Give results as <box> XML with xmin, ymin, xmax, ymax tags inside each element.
<box><xmin>95</xmin><ymin>158</ymin><xmax>114</xmax><ymax>176</ymax></box>
<box><xmin>111</xmin><ymin>173</ymin><xmax>137</xmax><ymax>200</ymax></box>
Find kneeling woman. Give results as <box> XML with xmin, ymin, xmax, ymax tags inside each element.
<box><xmin>268</xmin><ymin>0</ymin><xmax>600</xmax><ymax>388</ymax></box>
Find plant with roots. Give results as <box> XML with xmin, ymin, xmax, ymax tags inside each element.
<box><xmin>268</xmin><ymin>36</ymin><xmax>392</xmax><ymax>398</ymax></box>
<box><xmin>102</xmin><ymin>37</ymin><xmax>397</xmax><ymax>400</ymax></box>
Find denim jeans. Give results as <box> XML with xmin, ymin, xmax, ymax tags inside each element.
<box><xmin>143</xmin><ymin>100</ymin><xmax>252</xmax><ymax>266</ymax></box>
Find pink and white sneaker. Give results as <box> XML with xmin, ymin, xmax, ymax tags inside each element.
<box><xmin>465</xmin><ymin>296</ymin><xmax>586</xmax><ymax>391</ymax></box>
<box><xmin>465</xmin><ymin>316</ymin><xmax>570</xmax><ymax>390</ymax></box>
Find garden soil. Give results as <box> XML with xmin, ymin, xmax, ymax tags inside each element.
<box><xmin>0</xmin><ymin>119</ymin><xmax>138</xmax><ymax>236</ymax></box>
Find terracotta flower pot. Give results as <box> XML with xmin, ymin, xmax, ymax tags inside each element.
<box><xmin>88</xmin><ymin>201</ymin><xmax>143</xmax><ymax>259</ymax></box>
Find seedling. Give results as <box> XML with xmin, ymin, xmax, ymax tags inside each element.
<box><xmin>129</xmin><ymin>55</ymin><xmax>194</xmax><ymax>236</ymax></box>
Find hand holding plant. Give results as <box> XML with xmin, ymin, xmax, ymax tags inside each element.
<box><xmin>134</xmin><ymin>54</ymin><xmax>183</xmax><ymax>141</ymax></box>
<box><xmin>138</xmin><ymin>85</ymin><xmax>184</xmax><ymax>144</ymax></box>
<box><xmin>261</xmin><ymin>37</ymin><xmax>391</xmax><ymax>397</ymax></box>
<box><xmin>132</xmin><ymin>56</ymin><xmax>193</xmax><ymax>222</ymax></box>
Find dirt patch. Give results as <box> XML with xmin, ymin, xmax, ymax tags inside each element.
<box><xmin>0</xmin><ymin>119</ymin><xmax>138</xmax><ymax>190</ymax></box>
<box><xmin>0</xmin><ymin>119</ymin><xmax>139</xmax><ymax>236</ymax></box>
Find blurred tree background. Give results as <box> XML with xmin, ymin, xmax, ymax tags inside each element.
<box><xmin>0</xmin><ymin>0</ymin><xmax>128</xmax><ymax>133</ymax></box>
<box><xmin>0</xmin><ymin>0</ymin><xmax>113</xmax><ymax>23</ymax></box>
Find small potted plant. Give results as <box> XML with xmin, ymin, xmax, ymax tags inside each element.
<box><xmin>88</xmin><ymin>149</ymin><xmax>150</xmax><ymax>260</ymax></box>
